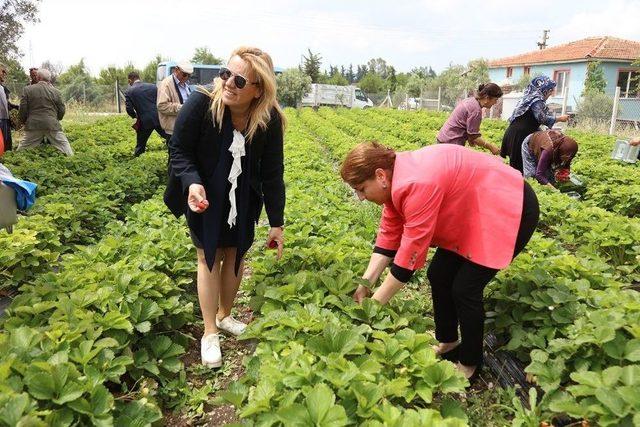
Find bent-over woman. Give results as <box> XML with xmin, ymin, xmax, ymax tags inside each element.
<box><xmin>342</xmin><ymin>142</ymin><xmax>539</xmax><ymax>382</ymax></box>
<box><xmin>522</xmin><ymin>130</ymin><xmax>578</xmax><ymax>189</ymax></box>
<box><xmin>165</xmin><ymin>47</ymin><xmax>286</xmax><ymax>368</ymax></box>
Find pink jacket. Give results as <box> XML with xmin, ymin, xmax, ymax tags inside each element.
<box><xmin>375</xmin><ymin>144</ymin><xmax>524</xmax><ymax>271</ymax></box>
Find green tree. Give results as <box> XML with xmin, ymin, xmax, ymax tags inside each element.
<box><xmin>411</xmin><ymin>66</ymin><xmax>437</xmax><ymax>79</ymax></box>
<box><xmin>326</xmin><ymin>73</ymin><xmax>348</xmax><ymax>86</ymax></box>
<box><xmin>57</xmin><ymin>59</ymin><xmax>102</xmax><ymax>104</ymax></box>
<box><xmin>97</xmin><ymin>63</ymin><xmax>135</xmax><ymax>87</ymax></box>
<box><xmin>358</xmin><ymin>72</ymin><xmax>386</xmax><ymax>94</ymax></box>
<box><xmin>57</xmin><ymin>59</ymin><xmax>91</xmax><ymax>85</ymax></box>
<box><xmin>276</xmin><ymin>68</ymin><xmax>311</xmax><ymax>107</ymax></box>
<box><xmin>367</xmin><ymin>58</ymin><xmax>390</xmax><ymax>79</ymax></box>
<box><xmin>514</xmin><ymin>73</ymin><xmax>533</xmax><ymax>91</ymax></box>
<box><xmin>302</xmin><ymin>49</ymin><xmax>322</xmax><ymax>83</ymax></box>
<box><xmin>0</xmin><ymin>0</ymin><xmax>41</xmax><ymax>60</ymax></box>
<box><xmin>386</xmin><ymin>66</ymin><xmax>398</xmax><ymax>92</ymax></box>
<box><xmin>576</xmin><ymin>91</ymin><xmax>616</xmax><ymax>124</ymax></box>
<box><xmin>355</xmin><ymin>65</ymin><xmax>368</xmax><ymax>82</ymax></box>
<box><xmin>141</xmin><ymin>54</ymin><xmax>164</xmax><ymax>83</ymax></box>
<box><xmin>583</xmin><ymin>61</ymin><xmax>606</xmax><ymax>95</ymax></box>
<box><xmin>191</xmin><ymin>47</ymin><xmax>223</xmax><ymax>65</ymax></box>
<box><xmin>405</xmin><ymin>73</ymin><xmax>428</xmax><ymax>97</ymax></box>
<box><xmin>39</xmin><ymin>60</ymin><xmax>63</xmax><ymax>84</ymax></box>
<box><xmin>1</xmin><ymin>57</ymin><xmax>28</xmax><ymax>102</ymax></box>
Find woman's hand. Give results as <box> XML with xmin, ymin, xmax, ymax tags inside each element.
<box><xmin>266</xmin><ymin>227</ymin><xmax>284</xmax><ymax>260</ymax></box>
<box><xmin>556</xmin><ymin>115</ymin><xmax>570</xmax><ymax>123</ymax></box>
<box><xmin>488</xmin><ymin>144</ymin><xmax>501</xmax><ymax>156</ymax></box>
<box><xmin>353</xmin><ymin>285</ymin><xmax>371</xmax><ymax>304</ymax></box>
<box><xmin>188</xmin><ymin>184</ymin><xmax>209</xmax><ymax>213</ymax></box>
<box><xmin>630</xmin><ymin>137</ymin><xmax>640</xmax><ymax>147</ymax></box>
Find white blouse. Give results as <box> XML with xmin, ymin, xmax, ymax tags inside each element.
<box><xmin>227</xmin><ymin>129</ymin><xmax>246</xmax><ymax>227</ymax></box>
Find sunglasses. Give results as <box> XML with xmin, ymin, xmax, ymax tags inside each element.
<box><xmin>219</xmin><ymin>67</ymin><xmax>258</xmax><ymax>89</ymax></box>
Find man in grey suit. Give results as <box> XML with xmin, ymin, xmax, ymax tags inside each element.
<box><xmin>125</xmin><ymin>71</ymin><xmax>168</xmax><ymax>157</ymax></box>
<box><xmin>17</xmin><ymin>69</ymin><xmax>73</xmax><ymax>156</ymax></box>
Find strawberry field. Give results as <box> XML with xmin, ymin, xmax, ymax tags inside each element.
<box><xmin>0</xmin><ymin>108</ymin><xmax>639</xmax><ymax>426</ymax></box>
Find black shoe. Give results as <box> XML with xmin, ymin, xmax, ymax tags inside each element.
<box><xmin>438</xmin><ymin>345</ymin><xmax>460</xmax><ymax>362</ymax></box>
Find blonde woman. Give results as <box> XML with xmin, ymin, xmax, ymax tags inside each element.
<box><xmin>164</xmin><ymin>47</ymin><xmax>286</xmax><ymax>368</ymax></box>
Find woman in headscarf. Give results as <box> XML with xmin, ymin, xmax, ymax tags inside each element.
<box><xmin>522</xmin><ymin>130</ymin><xmax>578</xmax><ymax>189</ymax></box>
<box><xmin>500</xmin><ymin>76</ymin><xmax>569</xmax><ymax>172</ymax></box>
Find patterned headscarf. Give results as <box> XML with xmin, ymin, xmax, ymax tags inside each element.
<box><xmin>508</xmin><ymin>76</ymin><xmax>557</xmax><ymax>123</ymax></box>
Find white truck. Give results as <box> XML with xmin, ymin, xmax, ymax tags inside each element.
<box><xmin>300</xmin><ymin>84</ymin><xmax>373</xmax><ymax>109</ymax></box>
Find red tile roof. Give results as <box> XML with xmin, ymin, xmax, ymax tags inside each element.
<box><xmin>489</xmin><ymin>36</ymin><xmax>640</xmax><ymax>67</ymax></box>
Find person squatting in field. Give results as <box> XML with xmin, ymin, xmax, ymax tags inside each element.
<box><xmin>164</xmin><ymin>46</ymin><xmax>286</xmax><ymax>369</ymax></box>
<box><xmin>521</xmin><ymin>129</ymin><xmax>579</xmax><ymax>190</ymax></box>
<box><xmin>436</xmin><ymin>82</ymin><xmax>502</xmax><ymax>155</ymax></box>
<box><xmin>341</xmin><ymin>141</ymin><xmax>539</xmax><ymax>383</ymax></box>
<box><xmin>501</xmin><ymin>76</ymin><xmax>569</xmax><ymax>172</ymax></box>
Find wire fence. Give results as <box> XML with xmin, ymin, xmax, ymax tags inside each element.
<box><xmin>4</xmin><ymin>80</ymin><xmax>126</xmax><ymax>113</ymax></box>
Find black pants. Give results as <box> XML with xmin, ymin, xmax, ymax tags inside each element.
<box><xmin>135</xmin><ymin>126</ymin><xmax>169</xmax><ymax>157</ymax></box>
<box><xmin>427</xmin><ymin>181</ymin><xmax>539</xmax><ymax>366</ymax></box>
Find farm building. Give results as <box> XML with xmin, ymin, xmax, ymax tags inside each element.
<box><xmin>488</xmin><ymin>36</ymin><xmax>640</xmax><ymax>120</ymax></box>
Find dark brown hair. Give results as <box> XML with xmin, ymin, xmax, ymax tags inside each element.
<box><xmin>340</xmin><ymin>141</ymin><xmax>396</xmax><ymax>186</ymax></box>
<box><xmin>476</xmin><ymin>83</ymin><xmax>503</xmax><ymax>99</ymax></box>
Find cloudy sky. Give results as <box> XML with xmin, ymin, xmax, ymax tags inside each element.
<box><xmin>17</xmin><ymin>0</ymin><xmax>640</xmax><ymax>75</ymax></box>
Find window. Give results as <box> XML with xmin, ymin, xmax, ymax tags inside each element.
<box><xmin>190</xmin><ymin>67</ymin><xmax>220</xmax><ymax>85</ymax></box>
<box><xmin>355</xmin><ymin>88</ymin><xmax>367</xmax><ymax>102</ymax></box>
<box><xmin>617</xmin><ymin>70</ymin><xmax>640</xmax><ymax>98</ymax></box>
<box><xmin>553</xmin><ymin>69</ymin><xmax>570</xmax><ymax>96</ymax></box>
<box><xmin>156</xmin><ymin>65</ymin><xmax>167</xmax><ymax>83</ymax></box>
<box><xmin>506</xmin><ymin>67</ymin><xmax>513</xmax><ymax>78</ymax></box>
<box><xmin>523</xmin><ymin>66</ymin><xmax>531</xmax><ymax>75</ymax></box>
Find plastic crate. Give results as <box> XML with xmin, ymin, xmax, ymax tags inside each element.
<box><xmin>611</xmin><ymin>140</ymin><xmax>639</xmax><ymax>164</ymax></box>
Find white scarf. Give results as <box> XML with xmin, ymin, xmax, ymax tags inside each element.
<box><xmin>227</xmin><ymin>129</ymin><xmax>246</xmax><ymax>227</ymax></box>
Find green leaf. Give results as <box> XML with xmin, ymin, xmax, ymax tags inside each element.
<box><xmin>25</xmin><ymin>372</ymin><xmax>56</xmax><ymax>400</ymax></box>
<box><xmin>277</xmin><ymin>403</ymin><xmax>311</xmax><ymax>426</ymax></box>
<box><xmin>624</xmin><ymin>339</ymin><xmax>640</xmax><ymax>362</ymax></box>
<box><xmin>595</xmin><ymin>388</ymin><xmax>628</xmax><ymax>416</ymax></box>
<box><xmin>306</xmin><ymin>383</ymin><xmax>334</xmax><ymax>423</ymax></box>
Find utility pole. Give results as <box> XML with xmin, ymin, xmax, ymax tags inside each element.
<box><xmin>537</xmin><ymin>30</ymin><xmax>549</xmax><ymax>50</ymax></box>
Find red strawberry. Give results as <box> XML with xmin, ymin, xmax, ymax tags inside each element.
<box><xmin>268</xmin><ymin>240</ymin><xmax>278</xmax><ymax>249</ymax></box>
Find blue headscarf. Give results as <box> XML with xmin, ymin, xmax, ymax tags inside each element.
<box><xmin>508</xmin><ymin>75</ymin><xmax>556</xmax><ymax>123</ymax></box>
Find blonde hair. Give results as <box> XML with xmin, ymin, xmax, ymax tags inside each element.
<box><xmin>204</xmin><ymin>46</ymin><xmax>285</xmax><ymax>141</ymax></box>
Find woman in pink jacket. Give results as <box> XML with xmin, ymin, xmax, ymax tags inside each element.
<box><xmin>340</xmin><ymin>141</ymin><xmax>539</xmax><ymax>382</ymax></box>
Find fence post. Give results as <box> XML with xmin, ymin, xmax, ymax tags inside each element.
<box><xmin>609</xmin><ymin>86</ymin><xmax>621</xmax><ymax>135</ymax></box>
<box><xmin>561</xmin><ymin>86</ymin><xmax>568</xmax><ymax>116</ymax></box>
<box><xmin>437</xmin><ymin>87</ymin><xmax>442</xmax><ymax>112</ymax></box>
<box><xmin>82</xmin><ymin>84</ymin><xmax>86</xmax><ymax>104</ymax></box>
<box><xmin>115</xmin><ymin>80</ymin><xmax>122</xmax><ymax>113</ymax></box>
<box><xmin>419</xmin><ymin>87</ymin><xmax>423</xmax><ymax>110</ymax></box>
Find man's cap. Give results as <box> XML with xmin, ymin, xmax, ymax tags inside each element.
<box><xmin>176</xmin><ymin>61</ymin><xmax>194</xmax><ymax>74</ymax></box>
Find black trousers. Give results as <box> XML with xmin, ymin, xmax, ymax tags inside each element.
<box><xmin>135</xmin><ymin>126</ymin><xmax>169</xmax><ymax>157</ymax></box>
<box><xmin>427</xmin><ymin>182</ymin><xmax>539</xmax><ymax>366</ymax></box>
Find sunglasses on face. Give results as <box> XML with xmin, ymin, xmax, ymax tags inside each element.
<box><xmin>219</xmin><ymin>67</ymin><xmax>258</xmax><ymax>89</ymax></box>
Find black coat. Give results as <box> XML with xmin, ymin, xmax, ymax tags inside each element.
<box><xmin>164</xmin><ymin>90</ymin><xmax>285</xmax><ymax>272</ymax></box>
<box><xmin>125</xmin><ymin>81</ymin><xmax>161</xmax><ymax>130</ymax></box>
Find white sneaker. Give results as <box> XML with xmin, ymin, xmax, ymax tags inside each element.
<box><xmin>201</xmin><ymin>334</ymin><xmax>222</xmax><ymax>368</ymax></box>
<box><xmin>216</xmin><ymin>316</ymin><xmax>247</xmax><ymax>336</ymax></box>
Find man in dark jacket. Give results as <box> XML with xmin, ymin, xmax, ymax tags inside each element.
<box><xmin>125</xmin><ymin>71</ymin><xmax>168</xmax><ymax>156</ymax></box>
